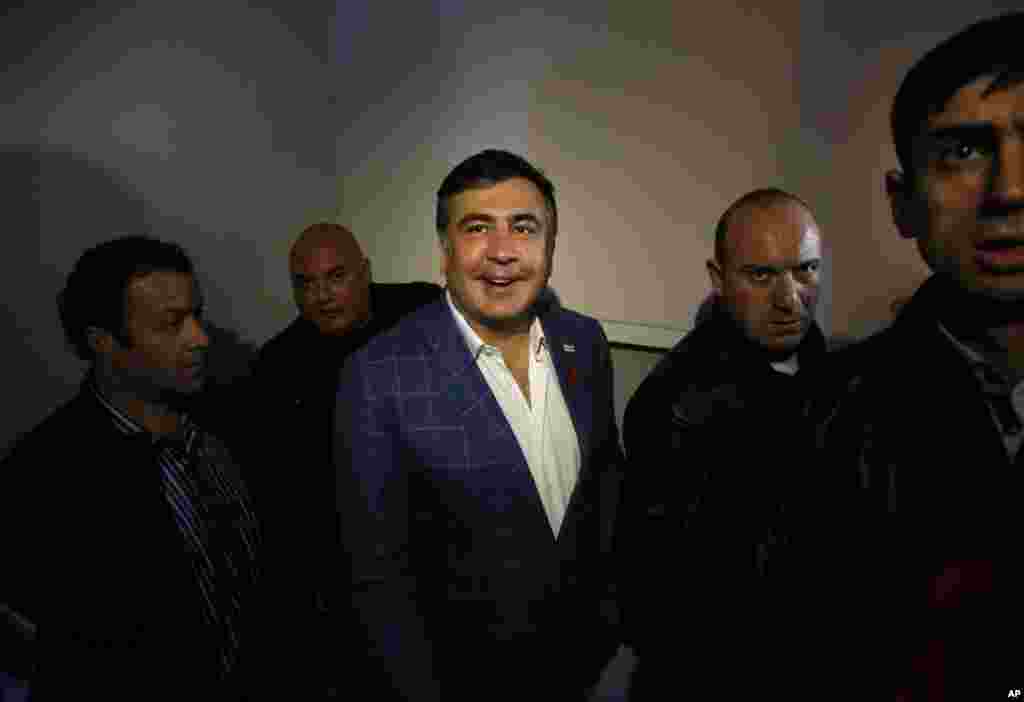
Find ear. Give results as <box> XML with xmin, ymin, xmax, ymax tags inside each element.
<box><xmin>85</xmin><ymin>326</ymin><xmax>116</xmax><ymax>355</ymax></box>
<box><xmin>885</xmin><ymin>169</ymin><xmax>918</xmax><ymax>240</ymax></box>
<box><xmin>545</xmin><ymin>231</ymin><xmax>556</xmax><ymax>279</ymax></box>
<box><xmin>438</xmin><ymin>235</ymin><xmax>451</xmax><ymax>279</ymax></box>
<box><xmin>706</xmin><ymin>259</ymin><xmax>723</xmax><ymax>294</ymax></box>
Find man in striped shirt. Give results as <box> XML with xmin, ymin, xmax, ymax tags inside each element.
<box><xmin>0</xmin><ymin>236</ymin><xmax>262</xmax><ymax>700</ymax></box>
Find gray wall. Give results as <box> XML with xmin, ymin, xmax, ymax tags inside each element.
<box><xmin>2</xmin><ymin>1</ymin><xmax>335</xmax><ymax>454</ymax></box>
<box><xmin>4</xmin><ymin>0</ymin><xmax>1022</xmax><ymax>457</ymax></box>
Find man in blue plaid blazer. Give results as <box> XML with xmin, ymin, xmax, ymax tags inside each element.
<box><xmin>334</xmin><ymin>150</ymin><xmax>623</xmax><ymax>701</ymax></box>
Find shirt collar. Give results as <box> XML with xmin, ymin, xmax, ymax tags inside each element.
<box><xmin>937</xmin><ymin>321</ymin><xmax>1018</xmax><ymax>391</ymax></box>
<box><xmin>88</xmin><ymin>375</ymin><xmax>199</xmax><ymax>448</ymax></box>
<box><xmin>938</xmin><ymin>321</ymin><xmax>995</xmax><ymax>368</ymax></box>
<box><xmin>446</xmin><ymin>290</ymin><xmax>546</xmax><ymax>361</ymax></box>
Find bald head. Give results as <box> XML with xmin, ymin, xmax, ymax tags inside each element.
<box><xmin>713</xmin><ymin>189</ymin><xmax>818</xmax><ymax>265</ymax></box>
<box><xmin>707</xmin><ymin>190</ymin><xmax>823</xmax><ymax>354</ymax></box>
<box><xmin>291</xmin><ymin>222</ymin><xmax>363</xmax><ymax>264</ymax></box>
<box><xmin>289</xmin><ymin>222</ymin><xmax>372</xmax><ymax>337</ymax></box>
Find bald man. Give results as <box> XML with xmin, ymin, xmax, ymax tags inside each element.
<box><xmin>248</xmin><ymin>223</ymin><xmax>440</xmax><ymax>698</ymax></box>
<box><xmin>256</xmin><ymin>222</ymin><xmax>440</xmax><ymax>461</ymax></box>
<box><xmin>618</xmin><ymin>189</ymin><xmax>829</xmax><ymax>698</ymax></box>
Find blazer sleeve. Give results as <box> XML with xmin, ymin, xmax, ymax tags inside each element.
<box><xmin>334</xmin><ymin>352</ymin><xmax>441</xmax><ymax>702</ymax></box>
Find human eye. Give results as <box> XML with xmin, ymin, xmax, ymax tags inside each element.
<box><xmin>512</xmin><ymin>221</ymin><xmax>539</xmax><ymax>235</ymax></box>
<box><xmin>934</xmin><ymin>133</ymin><xmax>993</xmax><ymax>168</ymax></box>
<box><xmin>941</xmin><ymin>142</ymin><xmax>986</xmax><ymax>162</ymax></box>
<box><xmin>747</xmin><ymin>268</ymin><xmax>774</xmax><ymax>284</ymax></box>
<box><xmin>464</xmin><ymin>222</ymin><xmax>489</xmax><ymax>234</ymax></box>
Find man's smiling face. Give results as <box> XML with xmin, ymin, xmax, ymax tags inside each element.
<box><xmin>440</xmin><ymin>176</ymin><xmax>554</xmax><ymax>343</ymax></box>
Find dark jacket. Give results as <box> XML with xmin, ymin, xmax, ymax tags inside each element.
<box><xmin>619</xmin><ymin>306</ymin><xmax>829</xmax><ymax>696</ymax></box>
<box><xmin>0</xmin><ymin>385</ymin><xmax>262</xmax><ymax>701</ymax></box>
<box><xmin>809</xmin><ymin>274</ymin><xmax>1021</xmax><ymax>699</ymax></box>
<box><xmin>237</xmin><ymin>281</ymin><xmax>441</xmax><ymax>695</ymax></box>
<box><xmin>335</xmin><ymin>296</ymin><xmax>624</xmax><ymax>702</ymax></box>
<box><xmin>244</xmin><ymin>280</ymin><xmax>442</xmax><ymax>575</ymax></box>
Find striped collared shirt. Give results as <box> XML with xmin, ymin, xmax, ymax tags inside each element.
<box><xmin>938</xmin><ymin>323</ymin><xmax>1024</xmax><ymax>460</ymax></box>
<box><xmin>90</xmin><ymin>381</ymin><xmax>259</xmax><ymax>675</ymax></box>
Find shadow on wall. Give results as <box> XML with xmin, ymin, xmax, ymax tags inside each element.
<box><xmin>0</xmin><ymin>146</ymin><xmax>254</xmax><ymax>457</ymax></box>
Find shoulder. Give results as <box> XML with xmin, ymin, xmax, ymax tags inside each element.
<box><xmin>645</xmin><ymin>322</ymin><xmax>722</xmax><ymax>386</ymax></box>
<box><xmin>370</xmin><ymin>282</ymin><xmax>444</xmax><ymax>320</ymax></box>
<box><xmin>255</xmin><ymin>317</ymin><xmax>305</xmax><ymax>368</ymax></box>
<box><xmin>2</xmin><ymin>391</ymin><xmax>101</xmax><ymax>481</ymax></box>
<box><xmin>541</xmin><ymin>303</ymin><xmax>606</xmax><ymax>344</ymax></box>
<box><xmin>623</xmin><ymin>327</ymin><xmax>701</xmax><ymax>421</ymax></box>
<box><xmin>815</xmin><ymin>324</ymin><xmax>903</xmax><ymax>386</ymax></box>
<box><xmin>345</xmin><ymin>298</ymin><xmax>446</xmax><ymax>369</ymax></box>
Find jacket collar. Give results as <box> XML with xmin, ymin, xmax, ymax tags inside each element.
<box><xmin>699</xmin><ymin>301</ymin><xmax>828</xmax><ymax>372</ymax></box>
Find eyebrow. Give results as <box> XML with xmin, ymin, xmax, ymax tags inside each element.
<box><xmin>511</xmin><ymin>213</ymin><xmax>542</xmax><ymax>226</ymax></box>
<box><xmin>739</xmin><ymin>258</ymin><xmax>820</xmax><ymax>272</ymax></box>
<box><xmin>923</xmin><ymin>123</ymin><xmax>997</xmax><ymax>143</ymax></box>
<box><xmin>292</xmin><ymin>265</ymin><xmax>346</xmax><ymax>282</ymax></box>
<box><xmin>455</xmin><ymin>212</ymin><xmax>544</xmax><ymax>228</ymax></box>
<box><xmin>456</xmin><ymin>213</ymin><xmax>496</xmax><ymax>228</ymax></box>
<box><xmin>161</xmin><ymin>305</ymin><xmax>198</xmax><ymax>318</ymax></box>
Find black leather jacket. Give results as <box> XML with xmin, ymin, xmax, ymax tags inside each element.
<box><xmin>618</xmin><ymin>306</ymin><xmax>828</xmax><ymax>695</ymax></box>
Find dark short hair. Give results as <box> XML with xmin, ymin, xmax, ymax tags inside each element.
<box><xmin>891</xmin><ymin>12</ymin><xmax>1024</xmax><ymax>176</ymax></box>
<box><xmin>58</xmin><ymin>235</ymin><xmax>195</xmax><ymax>361</ymax></box>
<box><xmin>713</xmin><ymin>187</ymin><xmax>813</xmax><ymax>264</ymax></box>
<box><xmin>435</xmin><ymin>149</ymin><xmax>558</xmax><ymax>239</ymax></box>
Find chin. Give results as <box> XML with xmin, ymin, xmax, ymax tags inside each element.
<box><xmin>760</xmin><ymin>335</ymin><xmax>803</xmax><ymax>354</ymax></box>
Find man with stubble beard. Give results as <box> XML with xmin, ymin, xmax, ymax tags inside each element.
<box><xmin>0</xmin><ymin>236</ymin><xmax>261</xmax><ymax>700</ymax></box>
<box><xmin>333</xmin><ymin>149</ymin><xmax>623</xmax><ymax>701</ymax></box>
<box><xmin>812</xmin><ymin>12</ymin><xmax>1024</xmax><ymax>699</ymax></box>
<box><xmin>620</xmin><ymin>188</ymin><xmax>828</xmax><ymax>698</ymax></box>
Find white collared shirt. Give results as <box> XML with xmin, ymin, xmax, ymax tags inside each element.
<box><xmin>446</xmin><ymin>292</ymin><xmax>581</xmax><ymax>536</ymax></box>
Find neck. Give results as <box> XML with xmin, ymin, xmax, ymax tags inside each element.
<box><xmin>93</xmin><ymin>369</ymin><xmax>181</xmax><ymax>437</ymax></box>
<box><xmin>475</xmin><ymin>320</ymin><xmax>533</xmax><ymax>358</ymax></box>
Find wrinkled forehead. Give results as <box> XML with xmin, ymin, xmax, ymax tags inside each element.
<box><xmin>448</xmin><ymin>177</ymin><xmax>553</xmax><ymax>225</ymax></box>
<box><xmin>725</xmin><ymin>203</ymin><xmax>822</xmax><ymax>265</ymax></box>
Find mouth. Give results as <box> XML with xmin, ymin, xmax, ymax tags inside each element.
<box><xmin>770</xmin><ymin>319</ymin><xmax>804</xmax><ymax>333</ymax></box>
<box><xmin>974</xmin><ymin>237</ymin><xmax>1024</xmax><ymax>270</ymax></box>
<box><xmin>480</xmin><ymin>276</ymin><xmax>518</xmax><ymax>289</ymax></box>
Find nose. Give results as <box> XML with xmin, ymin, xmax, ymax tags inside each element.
<box><xmin>186</xmin><ymin>315</ymin><xmax>210</xmax><ymax>350</ymax></box>
<box><xmin>989</xmin><ymin>137</ymin><xmax>1024</xmax><ymax>208</ymax></box>
<box><xmin>771</xmin><ymin>272</ymin><xmax>801</xmax><ymax>313</ymax></box>
<box><xmin>485</xmin><ymin>223</ymin><xmax>519</xmax><ymax>263</ymax></box>
<box><xmin>306</xmin><ymin>279</ymin><xmax>334</xmax><ymax>305</ymax></box>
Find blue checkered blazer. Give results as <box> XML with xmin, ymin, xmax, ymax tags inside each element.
<box><xmin>334</xmin><ymin>296</ymin><xmax>623</xmax><ymax>701</ymax></box>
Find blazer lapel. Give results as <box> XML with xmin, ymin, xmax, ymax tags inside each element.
<box><xmin>418</xmin><ymin>300</ymin><xmax>552</xmax><ymax>522</ymax></box>
<box><xmin>543</xmin><ymin>310</ymin><xmax>592</xmax><ymax>470</ymax></box>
